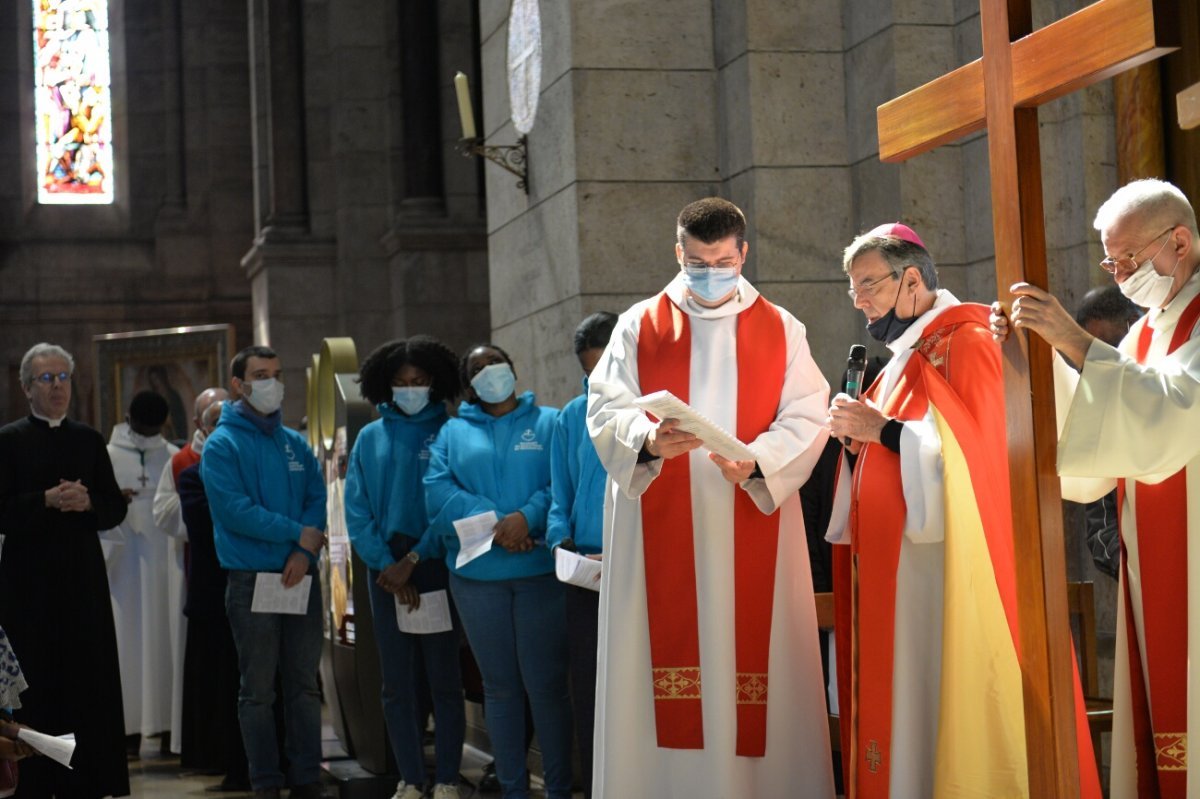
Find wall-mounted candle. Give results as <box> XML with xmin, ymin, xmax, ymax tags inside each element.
<box><xmin>454</xmin><ymin>71</ymin><xmax>477</xmax><ymax>140</ymax></box>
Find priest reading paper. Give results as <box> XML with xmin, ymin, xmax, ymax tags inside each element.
<box><xmin>993</xmin><ymin>179</ymin><xmax>1200</xmax><ymax>799</ymax></box>
<box><xmin>586</xmin><ymin>197</ymin><xmax>834</xmax><ymax>799</ymax></box>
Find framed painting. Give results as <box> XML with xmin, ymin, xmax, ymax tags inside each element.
<box><xmin>93</xmin><ymin>325</ymin><xmax>235</xmax><ymax>443</ymax></box>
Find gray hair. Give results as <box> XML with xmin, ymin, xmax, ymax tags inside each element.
<box><xmin>20</xmin><ymin>343</ymin><xmax>75</xmax><ymax>389</ymax></box>
<box><xmin>1093</xmin><ymin>178</ymin><xmax>1198</xmax><ymax>237</ymax></box>
<box><xmin>842</xmin><ymin>233</ymin><xmax>939</xmax><ymax>290</ymax></box>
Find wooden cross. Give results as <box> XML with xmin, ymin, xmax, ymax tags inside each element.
<box><xmin>1180</xmin><ymin>80</ymin><xmax>1200</xmax><ymax>129</ymax></box>
<box><xmin>876</xmin><ymin>0</ymin><xmax>1178</xmax><ymax>795</ymax></box>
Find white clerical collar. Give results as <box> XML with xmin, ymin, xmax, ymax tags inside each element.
<box><xmin>886</xmin><ymin>289</ymin><xmax>961</xmax><ymax>354</ymax></box>
<box><xmin>31</xmin><ymin>410</ymin><xmax>66</xmax><ymax>428</ymax></box>
<box><xmin>665</xmin><ymin>273</ymin><xmax>760</xmax><ymax>320</ymax></box>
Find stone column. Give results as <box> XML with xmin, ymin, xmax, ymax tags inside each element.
<box><xmin>242</xmin><ymin>0</ymin><xmax>336</xmax><ymax>423</ymax></box>
<box><xmin>481</xmin><ymin>0</ymin><xmax>722</xmax><ymax>407</ymax></box>
<box><xmin>714</xmin><ymin>0</ymin><xmax>856</xmax><ymax>380</ymax></box>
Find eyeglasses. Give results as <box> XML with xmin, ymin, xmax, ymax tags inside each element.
<box><xmin>1099</xmin><ymin>227</ymin><xmax>1174</xmax><ymax>274</ymax></box>
<box><xmin>34</xmin><ymin>371</ymin><xmax>71</xmax><ymax>385</ymax></box>
<box><xmin>682</xmin><ymin>259</ymin><xmax>742</xmax><ymax>269</ymax></box>
<box><xmin>847</xmin><ymin>270</ymin><xmax>897</xmax><ymax>301</ymax></box>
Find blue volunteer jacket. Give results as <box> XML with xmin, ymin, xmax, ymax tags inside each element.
<box><xmin>417</xmin><ymin>391</ymin><xmax>557</xmax><ymax>580</ymax></box>
<box><xmin>203</xmin><ymin>401</ymin><xmax>327</xmax><ymax>572</ymax></box>
<box><xmin>344</xmin><ymin>401</ymin><xmax>446</xmax><ymax>572</ymax></box>
<box><xmin>546</xmin><ymin>380</ymin><xmax>606</xmax><ymax>555</ymax></box>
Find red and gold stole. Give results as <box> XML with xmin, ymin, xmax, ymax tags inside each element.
<box><xmin>636</xmin><ymin>290</ymin><xmax>786</xmax><ymax>757</ymax></box>
<box><xmin>1119</xmin><ymin>292</ymin><xmax>1200</xmax><ymax>798</ymax></box>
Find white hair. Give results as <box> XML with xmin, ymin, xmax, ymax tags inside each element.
<box><xmin>19</xmin><ymin>343</ymin><xmax>75</xmax><ymax>389</ymax></box>
<box><xmin>1093</xmin><ymin>178</ymin><xmax>1198</xmax><ymax>237</ymax></box>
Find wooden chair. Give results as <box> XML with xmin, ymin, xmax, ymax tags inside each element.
<box><xmin>811</xmin><ymin>583</ymin><xmax>1112</xmax><ymax>772</ymax></box>
<box><xmin>813</xmin><ymin>592</ymin><xmax>839</xmax><ymax>751</ymax></box>
<box><xmin>1068</xmin><ymin>581</ymin><xmax>1113</xmax><ymax>774</ymax></box>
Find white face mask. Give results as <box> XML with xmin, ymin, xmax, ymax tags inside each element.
<box><xmin>192</xmin><ymin>428</ymin><xmax>208</xmax><ymax>454</ymax></box>
<box><xmin>392</xmin><ymin>386</ymin><xmax>431</xmax><ymax>416</ymax></box>
<box><xmin>1118</xmin><ymin>255</ymin><xmax>1181</xmax><ymax>309</ymax></box>
<box><xmin>244</xmin><ymin>377</ymin><xmax>285</xmax><ymax>415</ymax></box>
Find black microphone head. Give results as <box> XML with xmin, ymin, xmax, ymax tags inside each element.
<box><xmin>848</xmin><ymin>344</ymin><xmax>867</xmax><ymax>366</ymax></box>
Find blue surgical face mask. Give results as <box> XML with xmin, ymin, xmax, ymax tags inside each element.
<box><xmin>470</xmin><ymin>362</ymin><xmax>515</xmax><ymax>404</ymax></box>
<box><xmin>682</xmin><ymin>264</ymin><xmax>740</xmax><ymax>303</ymax></box>
<box><xmin>392</xmin><ymin>386</ymin><xmax>431</xmax><ymax>416</ymax></box>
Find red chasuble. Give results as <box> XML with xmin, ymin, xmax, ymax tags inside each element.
<box><xmin>635</xmin><ymin>291</ymin><xmax>786</xmax><ymax>757</ymax></box>
<box><xmin>1118</xmin><ymin>291</ymin><xmax>1200</xmax><ymax>798</ymax></box>
<box><xmin>838</xmin><ymin>304</ymin><xmax>1101</xmax><ymax>798</ymax></box>
<box><xmin>171</xmin><ymin>443</ymin><xmax>200</xmax><ymax>485</ymax></box>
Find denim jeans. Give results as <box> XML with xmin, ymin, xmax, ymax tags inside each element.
<box><xmin>449</xmin><ymin>572</ymin><xmax>572</xmax><ymax>799</ymax></box>
<box><xmin>367</xmin><ymin>559</ymin><xmax>465</xmax><ymax>786</ymax></box>
<box><xmin>225</xmin><ymin>569</ymin><xmax>324</xmax><ymax>790</ymax></box>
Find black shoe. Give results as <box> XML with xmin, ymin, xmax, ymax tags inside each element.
<box><xmin>206</xmin><ymin>778</ymin><xmax>253</xmax><ymax>793</ymax></box>
<box><xmin>289</xmin><ymin>783</ymin><xmax>331</xmax><ymax>799</ymax></box>
<box><xmin>478</xmin><ymin>763</ymin><xmax>501</xmax><ymax>792</ymax></box>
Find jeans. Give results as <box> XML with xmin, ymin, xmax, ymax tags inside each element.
<box><xmin>449</xmin><ymin>573</ymin><xmax>572</xmax><ymax>799</ymax></box>
<box><xmin>367</xmin><ymin>560</ymin><xmax>465</xmax><ymax>786</ymax></box>
<box><xmin>225</xmin><ymin>569</ymin><xmax>324</xmax><ymax>790</ymax></box>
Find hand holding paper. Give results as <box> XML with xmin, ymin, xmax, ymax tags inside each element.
<box><xmin>17</xmin><ymin>728</ymin><xmax>76</xmax><ymax>768</ymax></box>
<box><xmin>453</xmin><ymin>511</ymin><xmax>499</xmax><ymax>569</ymax></box>
<box><xmin>634</xmin><ymin>391</ymin><xmax>756</xmax><ymax>462</ymax></box>
<box><xmin>555</xmin><ymin>547</ymin><xmax>602</xmax><ymax>592</ymax></box>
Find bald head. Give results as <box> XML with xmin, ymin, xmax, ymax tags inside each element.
<box><xmin>200</xmin><ymin>400</ymin><xmax>224</xmax><ymax>434</ymax></box>
<box><xmin>193</xmin><ymin>387</ymin><xmax>229</xmax><ymax>428</ymax></box>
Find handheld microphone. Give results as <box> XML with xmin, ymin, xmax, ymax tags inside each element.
<box><xmin>842</xmin><ymin>344</ymin><xmax>868</xmax><ymax>447</ymax></box>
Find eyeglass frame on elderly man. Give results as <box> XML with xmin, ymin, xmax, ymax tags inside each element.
<box><xmin>847</xmin><ymin>270</ymin><xmax>898</xmax><ymax>301</ymax></box>
<box><xmin>1098</xmin><ymin>227</ymin><xmax>1175</xmax><ymax>274</ymax></box>
<box><xmin>33</xmin><ymin>371</ymin><xmax>71</xmax><ymax>385</ymax></box>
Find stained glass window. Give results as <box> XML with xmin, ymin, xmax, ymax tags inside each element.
<box><xmin>33</xmin><ymin>0</ymin><xmax>113</xmax><ymax>204</ymax></box>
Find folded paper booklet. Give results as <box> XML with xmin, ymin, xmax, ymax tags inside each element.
<box><xmin>18</xmin><ymin>728</ymin><xmax>75</xmax><ymax>768</ymax></box>
<box><xmin>632</xmin><ymin>390</ymin><xmax>757</xmax><ymax>462</ymax></box>
<box><xmin>453</xmin><ymin>510</ymin><xmax>498</xmax><ymax>569</ymax></box>
<box><xmin>555</xmin><ymin>547</ymin><xmax>602</xmax><ymax>592</ymax></box>
<box><xmin>251</xmin><ymin>573</ymin><xmax>312</xmax><ymax>615</ymax></box>
<box><xmin>395</xmin><ymin>589</ymin><xmax>454</xmax><ymax>634</ymax></box>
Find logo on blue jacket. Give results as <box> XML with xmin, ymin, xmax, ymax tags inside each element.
<box><xmin>284</xmin><ymin>442</ymin><xmax>306</xmax><ymax>472</ymax></box>
<box><xmin>420</xmin><ymin>434</ymin><xmax>436</xmax><ymax>461</ymax></box>
<box><xmin>514</xmin><ymin>428</ymin><xmax>543</xmax><ymax>452</ymax></box>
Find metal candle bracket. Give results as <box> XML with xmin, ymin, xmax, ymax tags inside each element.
<box><xmin>457</xmin><ymin>136</ymin><xmax>528</xmax><ymax>194</ymax></box>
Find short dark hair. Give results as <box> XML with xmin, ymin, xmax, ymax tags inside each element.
<box><xmin>574</xmin><ymin>312</ymin><xmax>618</xmax><ymax>355</ymax></box>
<box><xmin>459</xmin><ymin>343</ymin><xmax>514</xmax><ymax>402</ymax></box>
<box><xmin>843</xmin><ymin>232</ymin><xmax>938</xmax><ymax>290</ymax></box>
<box><xmin>356</xmin><ymin>335</ymin><xmax>463</xmax><ymax>406</ymax></box>
<box><xmin>129</xmin><ymin>390</ymin><xmax>169</xmax><ymax>426</ymax></box>
<box><xmin>1075</xmin><ymin>285</ymin><xmax>1142</xmax><ymax>326</ymax></box>
<box><xmin>231</xmin><ymin>345</ymin><xmax>278</xmax><ymax>380</ymax></box>
<box><xmin>677</xmin><ymin>197</ymin><xmax>747</xmax><ymax>248</ymax></box>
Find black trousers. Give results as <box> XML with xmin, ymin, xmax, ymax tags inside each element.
<box><xmin>565</xmin><ymin>585</ymin><xmax>599</xmax><ymax>799</ymax></box>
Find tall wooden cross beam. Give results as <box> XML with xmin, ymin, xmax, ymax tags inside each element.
<box><xmin>876</xmin><ymin>0</ymin><xmax>1178</xmax><ymax>795</ymax></box>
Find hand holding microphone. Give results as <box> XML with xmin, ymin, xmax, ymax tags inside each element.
<box><xmin>839</xmin><ymin>345</ymin><xmax>867</xmax><ymax>447</ymax></box>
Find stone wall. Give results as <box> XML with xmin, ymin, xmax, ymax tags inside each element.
<box><xmin>0</xmin><ymin>0</ymin><xmax>255</xmax><ymax>429</ymax></box>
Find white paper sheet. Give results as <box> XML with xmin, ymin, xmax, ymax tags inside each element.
<box><xmin>632</xmin><ymin>390</ymin><xmax>757</xmax><ymax>461</ymax></box>
<box><xmin>453</xmin><ymin>511</ymin><xmax>498</xmax><ymax>569</ymax></box>
<box><xmin>17</xmin><ymin>728</ymin><xmax>75</xmax><ymax>768</ymax></box>
<box><xmin>395</xmin><ymin>589</ymin><xmax>454</xmax><ymax>634</ymax></box>
<box><xmin>555</xmin><ymin>547</ymin><xmax>602</xmax><ymax>592</ymax></box>
<box><xmin>250</xmin><ymin>573</ymin><xmax>312</xmax><ymax>615</ymax></box>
